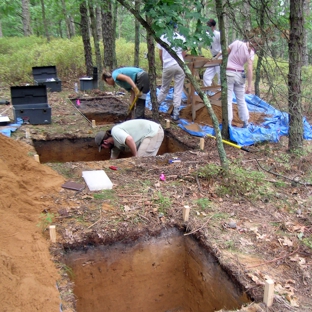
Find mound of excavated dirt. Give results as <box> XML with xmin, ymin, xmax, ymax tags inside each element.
<box><xmin>180</xmin><ymin>103</ymin><xmax>267</xmax><ymax>127</ymax></box>
<box><xmin>0</xmin><ymin>134</ymin><xmax>65</xmax><ymax>311</ymax></box>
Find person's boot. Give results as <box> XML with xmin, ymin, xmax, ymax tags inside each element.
<box><xmin>172</xmin><ymin>107</ymin><xmax>180</xmax><ymax>121</ymax></box>
<box><xmin>243</xmin><ymin>121</ymin><xmax>249</xmax><ymax>128</ymax></box>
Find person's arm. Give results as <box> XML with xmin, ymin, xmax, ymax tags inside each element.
<box><xmin>125</xmin><ymin>135</ymin><xmax>138</xmax><ymax>156</ymax></box>
<box><xmin>116</xmin><ymin>73</ymin><xmax>137</xmax><ymax>89</ymax></box>
<box><xmin>246</xmin><ymin>58</ymin><xmax>253</xmax><ymax>94</ymax></box>
<box><xmin>116</xmin><ymin>73</ymin><xmax>141</xmax><ymax>100</ymax></box>
<box><xmin>214</xmin><ymin>47</ymin><xmax>230</xmax><ymax>59</ymax></box>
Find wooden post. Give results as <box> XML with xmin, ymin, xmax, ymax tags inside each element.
<box><xmin>183</xmin><ymin>205</ymin><xmax>190</xmax><ymax>222</ymax></box>
<box><xmin>165</xmin><ymin>119</ymin><xmax>170</xmax><ymax>129</ymax></box>
<box><xmin>49</xmin><ymin>225</ymin><xmax>56</xmax><ymax>243</ymax></box>
<box><xmin>34</xmin><ymin>154</ymin><xmax>40</xmax><ymax>163</ymax></box>
<box><xmin>199</xmin><ymin>138</ymin><xmax>205</xmax><ymax>150</ymax></box>
<box><xmin>92</xmin><ymin>120</ymin><xmax>96</xmax><ymax>128</ymax></box>
<box><xmin>263</xmin><ymin>279</ymin><xmax>274</xmax><ymax>307</ymax></box>
<box><xmin>25</xmin><ymin>129</ymin><xmax>30</xmax><ymax>138</ymax></box>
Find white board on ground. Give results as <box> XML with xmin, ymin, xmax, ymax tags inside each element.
<box><xmin>82</xmin><ymin>170</ymin><xmax>113</xmax><ymax>191</ymax></box>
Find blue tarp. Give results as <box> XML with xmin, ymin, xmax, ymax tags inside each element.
<box><xmin>146</xmin><ymin>89</ymin><xmax>312</xmax><ymax>146</ymax></box>
<box><xmin>0</xmin><ymin>118</ymin><xmax>23</xmax><ymax>137</ymax></box>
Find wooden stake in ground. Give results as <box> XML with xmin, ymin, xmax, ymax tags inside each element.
<box><xmin>34</xmin><ymin>154</ymin><xmax>40</xmax><ymax>163</ymax></box>
<box><xmin>263</xmin><ymin>279</ymin><xmax>274</xmax><ymax>307</ymax></box>
<box><xmin>49</xmin><ymin>225</ymin><xmax>56</xmax><ymax>243</ymax></box>
<box><xmin>199</xmin><ymin>138</ymin><xmax>205</xmax><ymax>150</ymax></box>
<box><xmin>165</xmin><ymin>119</ymin><xmax>170</xmax><ymax>129</ymax></box>
<box><xmin>92</xmin><ymin>120</ymin><xmax>96</xmax><ymax>128</ymax></box>
<box><xmin>183</xmin><ymin>205</ymin><xmax>190</xmax><ymax>222</ymax></box>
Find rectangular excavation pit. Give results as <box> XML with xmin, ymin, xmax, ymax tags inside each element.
<box><xmin>63</xmin><ymin>228</ymin><xmax>250</xmax><ymax>312</ymax></box>
<box><xmin>32</xmin><ymin>134</ymin><xmax>189</xmax><ymax>163</ymax></box>
<box><xmin>68</xmin><ymin>96</ymin><xmax>129</xmax><ymax>124</ymax></box>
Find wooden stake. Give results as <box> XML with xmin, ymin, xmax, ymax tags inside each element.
<box><xmin>25</xmin><ymin>129</ymin><xmax>30</xmax><ymax>139</ymax></box>
<box><xmin>92</xmin><ymin>120</ymin><xmax>96</xmax><ymax>128</ymax></box>
<box><xmin>34</xmin><ymin>154</ymin><xmax>40</xmax><ymax>163</ymax></box>
<box><xmin>199</xmin><ymin>138</ymin><xmax>205</xmax><ymax>150</ymax></box>
<box><xmin>49</xmin><ymin>225</ymin><xmax>56</xmax><ymax>243</ymax></box>
<box><xmin>165</xmin><ymin>119</ymin><xmax>170</xmax><ymax>129</ymax></box>
<box><xmin>183</xmin><ymin>205</ymin><xmax>190</xmax><ymax>222</ymax></box>
<box><xmin>263</xmin><ymin>279</ymin><xmax>274</xmax><ymax>307</ymax></box>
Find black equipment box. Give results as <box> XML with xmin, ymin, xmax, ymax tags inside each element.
<box><xmin>10</xmin><ymin>85</ymin><xmax>51</xmax><ymax>125</ymax></box>
<box><xmin>32</xmin><ymin>66</ymin><xmax>62</xmax><ymax>92</ymax></box>
<box><xmin>79</xmin><ymin>67</ymin><xmax>98</xmax><ymax>91</ymax></box>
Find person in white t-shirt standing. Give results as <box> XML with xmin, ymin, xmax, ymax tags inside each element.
<box><xmin>157</xmin><ymin>24</ymin><xmax>187</xmax><ymax>121</ymax></box>
<box><xmin>203</xmin><ymin>19</ymin><xmax>221</xmax><ymax>89</ymax></box>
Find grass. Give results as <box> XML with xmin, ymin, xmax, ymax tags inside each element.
<box><xmin>153</xmin><ymin>191</ymin><xmax>172</xmax><ymax>214</ymax></box>
<box><xmin>37</xmin><ymin>212</ymin><xmax>54</xmax><ymax>233</ymax></box>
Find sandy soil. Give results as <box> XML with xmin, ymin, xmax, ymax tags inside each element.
<box><xmin>0</xmin><ymin>134</ymin><xmax>65</xmax><ymax>311</ymax></box>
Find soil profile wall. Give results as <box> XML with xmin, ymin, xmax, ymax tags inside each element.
<box><xmin>64</xmin><ymin>228</ymin><xmax>250</xmax><ymax>312</ymax></box>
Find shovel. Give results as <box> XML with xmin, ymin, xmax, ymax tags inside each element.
<box><xmin>126</xmin><ymin>87</ymin><xmax>143</xmax><ymax>120</ymax></box>
<box><xmin>207</xmin><ymin>134</ymin><xmax>250</xmax><ymax>152</ymax></box>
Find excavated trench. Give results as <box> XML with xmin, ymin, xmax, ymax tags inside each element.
<box><xmin>47</xmin><ymin>98</ymin><xmax>250</xmax><ymax>311</ymax></box>
<box><xmin>32</xmin><ymin>133</ymin><xmax>189</xmax><ymax>163</ymax></box>
<box><xmin>63</xmin><ymin>228</ymin><xmax>251</xmax><ymax>312</ymax></box>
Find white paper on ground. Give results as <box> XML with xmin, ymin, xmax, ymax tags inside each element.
<box><xmin>82</xmin><ymin>170</ymin><xmax>113</xmax><ymax>191</ymax></box>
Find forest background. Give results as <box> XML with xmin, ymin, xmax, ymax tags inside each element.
<box><xmin>0</xmin><ymin>0</ymin><xmax>312</xmax><ymax>161</ymax></box>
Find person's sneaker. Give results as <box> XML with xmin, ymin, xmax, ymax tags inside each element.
<box><xmin>243</xmin><ymin>121</ymin><xmax>249</xmax><ymax>128</ymax></box>
<box><xmin>172</xmin><ymin>114</ymin><xmax>179</xmax><ymax>121</ymax></box>
<box><xmin>171</xmin><ymin>107</ymin><xmax>180</xmax><ymax>121</ymax></box>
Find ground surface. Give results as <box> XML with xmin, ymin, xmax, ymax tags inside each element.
<box><xmin>0</xmin><ymin>82</ymin><xmax>312</xmax><ymax>312</ymax></box>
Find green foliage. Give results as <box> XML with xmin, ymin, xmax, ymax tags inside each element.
<box><xmin>197</xmin><ymin>163</ymin><xmax>272</xmax><ymax>200</ymax></box>
<box><xmin>0</xmin><ymin>36</ymin><xmax>161</xmax><ymax>86</ymax></box>
<box><xmin>37</xmin><ymin>212</ymin><xmax>54</xmax><ymax>232</ymax></box>
<box><xmin>115</xmin><ymin>38</ymin><xmax>152</xmax><ymax>70</ymax></box>
<box><xmin>301</xmin><ymin>237</ymin><xmax>312</xmax><ymax>249</ymax></box>
<box><xmin>93</xmin><ymin>190</ymin><xmax>116</xmax><ymax>201</ymax></box>
<box><xmin>142</xmin><ymin>0</ymin><xmax>212</xmax><ymax>53</ymax></box>
<box><xmin>154</xmin><ymin>191</ymin><xmax>172</xmax><ymax>213</ymax></box>
<box><xmin>194</xmin><ymin>197</ymin><xmax>211</xmax><ymax>210</ymax></box>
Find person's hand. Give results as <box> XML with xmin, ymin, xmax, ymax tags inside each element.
<box><xmin>245</xmin><ymin>88</ymin><xmax>252</xmax><ymax>94</ymax></box>
<box><xmin>132</xmin><ymin>86</ymin><xmax>142</xmax><ymax>98</ymax></box>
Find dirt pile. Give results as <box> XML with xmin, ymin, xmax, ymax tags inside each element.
<box><xmin>0</xmin><ymin>134</ymin><xmax>65</xmax><ymax>311</ymax></box>
<box><xmin>180</xmin><ymin>103</ymin><xmax>267</xmax><ymax>127</ymax></box>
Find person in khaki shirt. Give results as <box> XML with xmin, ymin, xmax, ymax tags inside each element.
<box><xmin>95</xmin><ymin>119</ymin><xmax>164</xmax><ymax>159</ymax></box>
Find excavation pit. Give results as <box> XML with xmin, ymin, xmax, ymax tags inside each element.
<box><xmin>32</xmin><ymin>134</ymin><xmax>189</xmax><ymax>163</ymax></box>
<box><xmin>69</xmin><ymin>96</ymin><xmax>129</xmax><ymax>124</ymax></box>
<box><xmin>63</xmin><ymin>228</ymin><xmax>251</xmax><ymax>312</ymax></box>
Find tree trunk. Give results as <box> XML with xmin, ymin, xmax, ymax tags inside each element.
<box><xmin>112</xmin><ymin>0</ymin><xmax>117</xmax><ymax>69</ymax></box>
<box><xmin>96</xmin><ymin>7</ymin><xmax>102</xmax><ymax>42</ymax></box>
<box><xmin>242</xmin><ymin>0</ymin><xmax>251</xmax><ymax>35</ymax></box>
<box><xmin>146</xmin><ymin>16</ymin><xmax>159</xmax><ymax>121</ymax></box>
<box><xmin>102</xmin><ymin>1</ymin><xmax>115</xmax><ymax>71</ymax></box>
<box><xmin>88</xmin><ymin>0</ymin><xmax>102</xmax><ymax>89</ymax></box>
<box><xmin>40</xmin><ymin>0</ymin><xmax>50</xmax><ymax>42</ymax></box>
<box><xmin>69</xmin><ymin>16</ymin><xmax>76</xmax><ymax>37</ymax></box>
<box><xmin>216</xmin><ymin>0</ymin><xmax>229</xmax><ymax>141</ymax></box>
<box><xmin>134</xmin><ymin>0</ymin><xmax>141</xmax><ymax>67</ymax></box>
<box><xmin>0</xmin><ymin>17</ymin><xmax>3</xmax><ymax>37</ymax></box>
<box><xmin>288</xmin><ymin>0</ymin><xmax>304</xmax><ymax>151</ymax></box>
<box><xmin>254</xmin><ymin>2</ymin><xmax>265</xmax><ymax>97</ymax></box>
<box><xmin>60</xmin><ymin>0</ymin><xmax>71</xmax><ymax>39</ymax></box>
<box><xmin>303</xmin><ymin>0</ymin><xmax>310</xmax><ymax>66</ymax></box>
<box><xmin>21</xmin><ymin>0</ymin><xmax>32</xmax><ymax>36</ymax></box>
<box><xmin>80</xmin><ymin>1</ymin><xmax>93</xmax><ymax>76</ymax></box>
